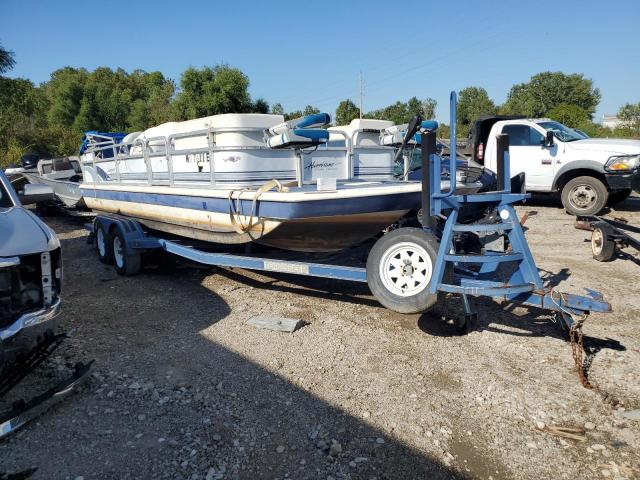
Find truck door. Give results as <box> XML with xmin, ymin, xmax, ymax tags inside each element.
<box><xmin>501</xmin><ymin>124</ymin><xmax>557</xmax><ymax>190</ymax></box>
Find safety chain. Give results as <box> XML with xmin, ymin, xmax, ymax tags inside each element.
<box><xmin>569</xmin><ymin>322</ymin><xmax>592</xmax><ymax>389</ymax></box>
<box><xmin>567</xmin><ymin>314</ymin><xmax>619</xmax><ymax>406</ymax></box>
<box><xmin>552</xmin><ymin>290</ymin><xmax>619</xmax><ymax>405</ymax></box>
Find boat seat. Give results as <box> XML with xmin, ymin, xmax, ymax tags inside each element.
<box><xmin>380</xmin><ymin>120</ymin><xmax>439</xmax><ymax>146</ymax></box>
<box><xmin>267</xmin><ymin>113</ymin><xmax>331</xmax><ymax>149</ymax></box>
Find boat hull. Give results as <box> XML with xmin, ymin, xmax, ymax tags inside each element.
<box><xmin>23</xmin><ymin>174</ymin><xmax>85</xmax><ymax>209</ymax></box>
<box><xmin>80</xmin><ymin>183</ymin><xmax>424</xmax><ymax>252</ymax></box>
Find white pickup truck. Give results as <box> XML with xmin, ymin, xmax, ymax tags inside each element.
<box><xmin>467</xmin><ymin>117</ymin><xmax>640</xmax><ymax>215</ymax></box>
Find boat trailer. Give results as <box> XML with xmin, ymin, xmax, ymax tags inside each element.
<box><xmin>87</xmin><ymin>92</ymin><xmax>611</xmax><ymax>383</ymax></box>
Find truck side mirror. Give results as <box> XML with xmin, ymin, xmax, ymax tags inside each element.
<box><xmin>545</xmin><ymin>130</ymin><xmax>555</xmax><ymax>147</ymax></box>
<box><xmin>18</xmin><ymin>183</ymin><xmax>54</xmax><ymax>205</ymax></box>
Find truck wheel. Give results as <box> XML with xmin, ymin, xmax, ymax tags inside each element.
<box><xmin>95</xmin><ymin>224</ymin><xmax>114</xmax><ymax>265</ymax></box>
<box><xmin>591</xmin><ymin>227</ymin><xmax>615</xmax><ymax>262</ymax></box>
<box><xmin>367</xmin><ymin>228</ymin><xmax>439</xmax><ymax>314</ymax></box>
<box><xmin>112</xmin><ymin>230</ymin><xmax>142</xmax><ymax>276</ymax></box>
<box><xmin>607</xmin><ymin>189</ymin><xmax>631</xmax><ymax>206</ymax></box>
<box><xmin>561</xmin><ymin>176</ymin><xmax>608</xmax><ymax>216</ymax></box>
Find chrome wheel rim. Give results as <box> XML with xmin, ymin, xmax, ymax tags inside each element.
<box><xmin>113</xmin><ymin>236</ymin><xmax>124</xmax><ymax>268</ymax></box>
<box><xmin>379</xmin><ymin>242</ymin><xmax>432</xmax><ymax>297</ymax></box>
<box><xmin>97</xmin><ymin>228</ymin><xmax>106</xmax><ymax>257</ymax></box>
<box><xmin>591</xmin><ymin>229</ymin><xmax>603</xmax><ymax>255</ymax></box>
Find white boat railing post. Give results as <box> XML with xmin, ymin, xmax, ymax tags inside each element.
<box><xmin>143</xmin><ymin>139</ymin><xmax>152</xmax><ymax>185</ymax></box>
<box><xmin>296</xmin><ymin>152</ymin><xmax>303</xmax><ymax>188</ymax></box>
<box><xmin>208</xmin><ymin>128</ymin><xmax>216</xmax><ymax>186</ymax></box>
<box><xmin>166</xmin><ymin>136</ymin><xmax>174</xmax><ymax>187</ymax></box>
<box><xmin>114</xmin><ymin>143</ymin><xmax>121</xmax><ymax>183</ymax></box>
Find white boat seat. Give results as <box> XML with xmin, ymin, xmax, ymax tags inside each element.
<box><xmin>267</xmin><ymin>113</ymin><xmax>331</xmax><ymax>149</ymax></box>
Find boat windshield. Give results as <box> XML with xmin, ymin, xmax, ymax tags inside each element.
<box><xmin>537</xmin><ymin>121</ymin><xmax>587</xmax><ymax>142</ymax></box>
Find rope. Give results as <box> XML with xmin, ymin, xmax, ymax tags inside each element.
<box><xmin>227</xmin><ymin>179</ymin><xmax>290</xmax><ymax>235</ymax></box>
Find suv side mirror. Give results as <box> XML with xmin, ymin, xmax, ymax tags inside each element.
<box><xmin>18</xmin><ymin>183</ymin><xmax>54</xmax><ymax>205</ymax></box>
<box><xmin>544</xmin><ymin>130</ymin><xmax>555</xmax><ymax>147</ymax></box>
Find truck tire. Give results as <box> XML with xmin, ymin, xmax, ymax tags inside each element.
<box><xmin>95</xmin><ymin>223</ymin><xmax>114</xmax><ymax>265</ymax></box>
<box><xmin>112</xmin><ymin>229</ymin><xmax>142</xmax><ymax>276</ymax></box>
<box><xmin>366</xmin><ymin>228</ymin><xmax>439</xmax><ymax>314</ymax></box>
<box><xmin>561</xmin><ymin>176</ymin><xmax>608</xmax><ymax>216</ymax></box>
<box><xmin>607</xmin><ymin>189</ymin><xmax>632</xmax><ymax>206</ymax></box>
<box><xmin>591</xmin><ymin>226</ymin><xmax>615</xmax><ymax>262</ymax></box>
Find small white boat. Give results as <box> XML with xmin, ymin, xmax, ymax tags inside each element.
<box><xmin>22</xmin><ymin>157</ymin><xmax>85</xmax><ymax>209</ymax></box>
<box><xmin>79</xmin><ymin>113</ymin><xmax>490</xmax><ymax>252</ymax></box>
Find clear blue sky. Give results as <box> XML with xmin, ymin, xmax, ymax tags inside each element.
<box><xmin>1</xmin><ymin>0</ymin><xmax>639</xmax><ymax>123</ymax></box>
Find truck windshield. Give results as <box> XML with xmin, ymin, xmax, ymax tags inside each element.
<box><xmin>537</xmin><ymin>121</ymin><xmax>587</xmax><ymax>142</ymax></box>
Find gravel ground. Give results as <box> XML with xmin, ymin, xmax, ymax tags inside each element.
<box><xmin>1</xmin><ymin>195</ymin><xmax>639</xmax><ymax>480</ymax></box>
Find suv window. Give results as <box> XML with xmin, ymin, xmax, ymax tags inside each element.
<box><xmin>502</xmin><ymin>125</ymin><xmax>544</xmax><ymax>146</ymax></box>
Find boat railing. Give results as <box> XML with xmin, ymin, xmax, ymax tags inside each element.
<box><xmin>82</xmin><ymin>124</ymin><xmax>401</xmax><ymax>187</ymax></box>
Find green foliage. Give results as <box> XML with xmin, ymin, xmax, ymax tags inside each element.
<box><xmin>366</xmin><ymin>97</ymin><xmax>437</xmax><ymax>125</ymax></box>
<box><xmin>618</xmin><ymin>102</ymin><xmax>640</xmax><ymax>135</ymax></box>
<box><xmin>335</xmin><ymin>99</ymin><xmax>360</xmax><ymax>125</ymax></box>
<box><xmin>173</xmin><ymin>65</ymin><xmax>252</xmax><ymax>120</ymax></box>
<box><xmin>501</xmin><ymin>72</ymin><xmax>601</xmax><ymax>119</ymax></box>
<box><xmin>277</xmin><ymin>104</ymin><xmax>321</xmax><ymax>121</ymax></box>
<box><xmin>548</xmin><ymin>104</ymin><xmax>589</xmax><ymax>128</ymax></box>
<box><xmin>0</xmin><ymin>44</ymin><xmax>15</xmax><ymax>73</ymax></box>
<box><xmin>0</xmin><ymin>61</ymin><xmax>264</xmax><ymax>167</ymax></box>
<box><xmin>271</xmin><ymin>103</ymin><xmax>285</xmax><ymax>116</ymax></box>
<box><xmin>252</xmin><ymin>98</ymin><xmax>270</xmax><ymax>114</ymax></box>
<box><xmin>457</xmin><ymin>87</ymin><xmax>497</xmax><ymax>134</ymax></box>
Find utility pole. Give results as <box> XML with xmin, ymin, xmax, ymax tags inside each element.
<box><xmin>358</xmin><ymin>71</ymin><xmax>364</xmax><ymax>119</ymax></box>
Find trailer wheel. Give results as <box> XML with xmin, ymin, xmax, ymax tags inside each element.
<box><xmin>367</xmin><ymin>228</ymin><xmax>439</xmax><ymax>314</ymax></box>
<box><xmin>112</xmin><ymin>230</ymin><xmax>142</xmax><ymax>276</ymax></box>
<box><xmin>591</xmin><ymin>226</ymin><xmax>615</xmax><ymax>262</ymax></box>
<box><xmin>95</xmin><ymin>223</ymin><xmax>114</xmax><ymax>265</ymax></box>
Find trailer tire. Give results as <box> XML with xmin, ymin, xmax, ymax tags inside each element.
<box><xmin>95</xmin><ymin>223</ymin><xmax>114</xmax><ymax>265</ymax></box>
<box><xmin>112</xmin><ymin>229</ymin><xmax>142</xmax><ymax>276</ymax></box>
<box><xmin>561</xmin><ymin>176</ymin><xmax>608</xmax><ymax>216</ymax></box>
<box><xmin>367</xmin><ymin>228</ymin><xmax>439</xmax><ymax>314</ymax></box>
<box><xmin>591</xmin><ymin>226</ymin><xmax>615</xmax><ymax>262</ymax></box>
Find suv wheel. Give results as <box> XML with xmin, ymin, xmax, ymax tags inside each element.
<box><xmin>561</xmin><ymin>176</ymin><xmax>608</xmax><ymax>216</ymax></box>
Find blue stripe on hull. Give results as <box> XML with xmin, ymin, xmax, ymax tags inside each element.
<box><xmin>81</xmin><ymin>187</ymin><xmax>421</xmax><ymax>220</ymax></box>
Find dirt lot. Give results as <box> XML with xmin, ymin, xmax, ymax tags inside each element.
<box><xmin>1</xmin><ymin>195</ymin><xmax>639</xmax><ymax>480</ymax></box>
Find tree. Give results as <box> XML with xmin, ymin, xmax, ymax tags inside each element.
<box><xmin>335</xmin><ymin>99</ymin><xmax>359</xmax><ymax>125</ymax></box>
<box><xmin>502</xmin><ymin>72</ymin><xmax>601</xmax><ymax>119</ymax></box>
<box><xmin>303</xmin><ymin>105</ymin><xmax>320</xmax><ymax>116</ymax></box>
<box><xmin>271</xmin><ymin>103</ymin><xmax>284</xmax><ymax>116</ymax></box>
<box><xmin>173</xmin><ymin>65</ymin><xmax>252</xmax><ymax>120</ymax></box>
<box><xmin>548</xmin><ymin>104</ymin><xmax>589</xmax><ymax>128</ymax></box>
<box><xmin>44</xmin><ymin>67</ymin><xmax>88</xmax><ymax>127</ymax></box>
<box><xmin>0</xmin><ymin>44</ymin><xmax>15</xmax><ymax>73</ymax></box>
<box><xmin>366</xmin><ymin>97</ymin><xmax>437</xmax><ymax>124</ymax></box>
<box><xmin>618</xmin><ymin>102</ymin><xmax>640</xmax><ymax>134</ymax></box>
<box><xmin>407</xmin><ymin>96</ymin><xmax>437</xmax><ymax>120</ymax></box>
<box><xmin>457</xmin><ymin>87</ymin><xmax>497</xmax><ymax>130</ymax></box>
<box><xmin>252</xmin><ymin>98</ymin><xmax>269</xmax><ymax>114</ymax></box>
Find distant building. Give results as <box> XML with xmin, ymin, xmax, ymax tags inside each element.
<box><xmin>602</xmin><ymin>115</ymin><xmax>623</xmax><ymax>130</ymax></box>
